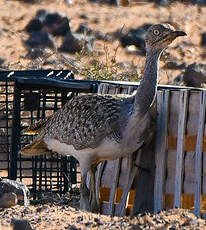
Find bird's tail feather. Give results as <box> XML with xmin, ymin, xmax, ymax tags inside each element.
<box><xmin>21</xmin><ymin>139</ymin><xmax>49</xmax><ymax>156</ymax></box>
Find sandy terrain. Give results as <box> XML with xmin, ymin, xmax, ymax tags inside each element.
<box><xmin>0</xmin><ymin>0</ymin><xmax>206</xmax><ymax>84</ymax></box>
<box><xmin>1</xmin><ymin>1</ymin><xmax>206</xmax><ymax>229</ymax></box>
<box><xmin>1</xmin><ymin>203</ymin><xmax>206</xmax><ymax>230</ymax></box>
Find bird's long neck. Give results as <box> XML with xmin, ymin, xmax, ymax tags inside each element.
<box><xmin>133</xmin><ymin>48</ymin><xmax>162</xmax><ymax>115</ymax></box>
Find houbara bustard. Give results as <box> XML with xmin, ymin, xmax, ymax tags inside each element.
<box><xmin>21</xmin><ymin>24</ymin><xmax>186</xmax><ymax>212</ymax></box>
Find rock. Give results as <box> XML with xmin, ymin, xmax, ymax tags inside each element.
<box><xmin>0</xmin><ymin>177</ymin><xmax>30</xmax><ymax>207</ymax></box>
<box><xmin>78</xmin><ymin>13</ymin><xmax>88</xmax><ymax>20</ymax></box>
<box><xmin>119</xmin><ymin>23</ymin><xmax>153</xmax><ymax>54</ymax></box>
<box><xmin>75</xmin><ymin>23</ymin><xmax>93</xmax><ymax>35</ymax></box>
<box><xmin>11</xmin><ymin>219</ymin><xmax>33</xmax><ymax>230</ymax></box>
<box><xmin>75</xmin><ymin>23</ymin><xmax>111</xmax><ymax>41</ymax></box>
<box><xmin>0</xmin><ymin>192</ymin><xmax>18</xmax><ymax>208</ymax></box>
<box><xmin>19</xmin><ymin>0</ymin><xmax>40</xmax><ymax>3</ymax></box>
<box><xmin>164</xmin><ymin>61</ymin><xmax>187</xmax><ymax>70</ymax></box>
<box><xmin>25</xmin><ymin>18</ymin><xmax>43</xmax><ymax>33</ymax></box>
<box><xmin>89</xmin><ymin>0</ymin><xmax>118</xmax><ymax>5</ymax></box>
<box><xmin>172</xmin><ymin>74</ymin><xmax>184</xmax><ymax>85</ymax></box>
<box><xmin>24</xmin><ymin>9</ymin><xmax>47</xmax><ymax>33</ymax></box>
<box><xmin>117</xmin><ymin>0</ymin><xmax>130</xmax><ymax>6</ymax></box>
<box><xmin>183</xmin><ymin>63</ymin><xmax>206</xmax><ymax>87</ymax></box>
<box><xmin>24</xmin><ymin>48</ymin><xmax>45</xmax><ymax>59</ymax></box>
<box><xmin>201</xmin><ymin>32</ymin><xmax>206</xmax><ymax>46</ymax></box>
<box><xmin>59</xmin><ymin>31</ymin><xmax>94</xmax><ymax>54</ymax></box>
<box><xmin>195</xmin><ymin>0</ymin><xmax>206</xmax><ymax>6</ymax></box>
<box><xmin>25</xmin><ymin>10</ymin><xmax>70</xmax><ymax>36</ymax></box>
<box><xmin>43</xmin><ymin>12</ymin><xmax>70</xmax><ymax>36</ymax></box>
<box><xmin>0</xmin><ymin>57</ymin><xmax>5</xmax><ymax>67</ymax></box>
<box><xmin>65</xmin><ymin>0</ymin><xmax>73</xmax><ymax>5</ymax></box>
<box><xmin>23</xmin><ymin>31</ymin><xmax>56</xmax><ymax>49</ymax></box>
<box><xmin>35</xmin><ymin>9</ymin><xmax>48</xmax><ymax>21</ymax></box>
<box><xmin>158</xmin><ymin>0</ymin><xmax>171</xmax><ymax>6</ymax></box>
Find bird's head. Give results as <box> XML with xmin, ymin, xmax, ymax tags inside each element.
<box><xmin>145</xmin><ymin>24</ymin><xmax>186</xmax><ymax>53</ymax></box>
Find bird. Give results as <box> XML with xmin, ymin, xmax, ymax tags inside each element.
<box><xmin>21</xmin><ymin>24</ymin><xmax>186</xmax><ymax>213</ymax></box>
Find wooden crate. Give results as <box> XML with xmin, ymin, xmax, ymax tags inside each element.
<box><xmin>154</xmin><ymin>88</ymin><xmax>206</xmax><ymax>218</ymax></box>
<box><xmin>94</xmin><ymin>83</ymin><xmax>206</xmax><ymax>218</ymax></box>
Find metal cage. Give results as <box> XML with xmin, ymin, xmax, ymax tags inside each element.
<box><xmin>0</xmin><ymin>70</ymin><xmax>97</xmax><ymax>199</ymax></box>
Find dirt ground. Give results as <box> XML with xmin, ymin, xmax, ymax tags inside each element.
<box><xmin>0</xmin><ymin>0</ymin><xmax>206</xmax><ymax>83</ymax></box>
<box><xmin>1</xmin><ymin>0</ymin><xmax>206</xmax><ymax>229</ymax></box>
<box><xmin>1</xmin><ymin>204</ymin><xmax>206</xmax><ymax>230</ymax></box>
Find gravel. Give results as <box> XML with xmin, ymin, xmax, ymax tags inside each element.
<box><xmin>1</xmin><ymin>204</ymin><xmax>206</xmax><ymax>230</ymax></box>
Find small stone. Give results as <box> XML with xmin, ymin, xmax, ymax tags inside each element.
<box><xmin>201</xmin><ymin>32</ymin><xmax>206</xmax><ymax>46</ymax></box>
<box><xmin>164</xmin><ymin>61</ymin><xmax>186</xmax><ymax>70</ymax></box>
<box><xmin>183</xmin><ymin>63</ymin><xmax>206</xmax><ymax>87</ymax></box>
<box><xmin>119</xmin><ymin>23</ymin><xmax>153</xmax><ymax>54</ymax></box>
<box><xmin>0</xmin><ymin>192</ymin><xmax>18</xmax><ymax>208</ymax></box>
<box><xmin>11</xmin><ymin>218</ymin><xmax>33</xmax><ymax>230</ymax></box>
<box><xmin>23</xmin><ymin>31</ymin><xmax>56</xmax><ymax>49</ymax></box>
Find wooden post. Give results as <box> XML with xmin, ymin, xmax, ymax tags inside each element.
<box><xmin>108</xmin><ymin>158</ymin><xmax>122</xmax><ymax>216</ymax></box>
<box><xmin>174</xmin><ymin>90</ymin><xmax>189</xmax><ymax>208</ymax></box>
<box><xmin>154</xmin><ymin>90</ymin><xmax>169</xmax><ymax>212</ymax></box>
<box><xmin>117</xmin><ymin>150</ymin><xmax>141</xmax><ymax>216</ymax></box>
<box><xmin>194</xmin><ymin>90</ymin><xmax>206</xmax><ymax>217</ymax></box>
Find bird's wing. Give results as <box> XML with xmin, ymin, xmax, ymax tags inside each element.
<box><xmin>23</xmin><ymin>116</ymin><xmax>52</xmax><ymax>134</ymax></box>
<box><xmin>36</xmin><ymin>94</ymin><xmax>131</xmax><ymax>150</ymax></box>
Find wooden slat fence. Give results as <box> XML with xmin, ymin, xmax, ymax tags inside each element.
<box><xmin>174</xmin><ymin>90</ymin><xmax>189</xmax><ymax>208</ymax></box>
<box><xmin>95</xmin><ymin>83</ymin><xmax>206</xmax><ymax>218</ymax></box>
<box><xmin>154</xmin><ymin>90</ymin><xmax>169</xmax><ymax>212</ymax></box>
<box><xmin>194</xmin><ymin>91</ymin><xmax>206</xmax><ymax>217</ymax></box>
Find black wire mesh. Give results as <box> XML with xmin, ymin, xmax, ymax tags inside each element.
<box><xmin>0</xmin><ymin>70</ymin><xmax>97</xmax><ymax>199</ymax></box>
<box><xmin>0</xmin><ymin>81</ymin><xmax>14</xmax><ymax>176</ymax></box>
<box><xmin>17</xmin><ymin>89</ymin><xmax>77</xmax><ymax>198</ymax></box>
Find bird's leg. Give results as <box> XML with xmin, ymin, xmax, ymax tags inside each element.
<box><xmin>80</xmin><ymin>170</ymin><xmax>90</xmax><ymax>212</ymax></box>
<box><xmin>89</xmin><ymin>165</ymin><xmax>99</xmax><ymax>213</ymax></box>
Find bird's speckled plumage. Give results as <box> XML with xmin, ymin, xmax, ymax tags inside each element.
<box><xmin>26</xmin><ymin>94</ymin><xmax>134</xmax><ymax>150</ymax></box>
<box><xmin>21</xmin><ymin>24</ymin><xmax>186</xmax><ymax>213</ymax></box>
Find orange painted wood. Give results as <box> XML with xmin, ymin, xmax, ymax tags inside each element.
<box><xmin>100</xmin><ymin>186</ymin><xmax>136</xmax><ymax>216</ymax></box>
<box><xmin>165</xmin><ymin>194</ymin><xmax>206</xmax><ymax>210</ymax></box>
<box><xmin>167</xmin><ymin>135</ymin><xmax>206</xmax><ymax>151</ymax></box>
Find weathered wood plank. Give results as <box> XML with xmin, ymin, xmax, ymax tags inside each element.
<box><xmin>97</xmin><ymin>83</ymin><xmax>113</xmax><ymax>213</ymax></box>
<box><xmin>184</xmin><ymin>92</ymin><xmax>200</xmax><ymax>195</ymax></box>
<box><xmin>174</xmin><ymin>90</ymin><xmax>189</xmax><ymax>208</ymax></box>
<box><xmin>154</xmin><ymin>90</ymin><xmax>169</xmax><ymax>213</ymax></box>
<box><xmin>166</xmin><ymin>91</ymin><xmax>179</xmax><ymax>195</ymax></box>
<box><xmin>116</xmin><ymin>150</ymin><xmax>141</xmax><ymax>216</ymax></box>
<box><xmin>107</xmin><ymin>84</ymin><xmax>122</xmax><ymax>215</ymax></box>
<box><xmin>96</xmin><ymin>161</ymin><xmax>106</xmax><ymax>207</ymax></box>
<box><xmin>108</xmin><ymin>158</ymin><xmax>122</xmax><ymax>216</ymax></box>
<box><xmin>116</xmin><ymin>85</ymin><xmax>137</xmax><ymax>215</ymax></box>
<box><xmin>98</xmin><ymin>83</ymin><xmax>109</xmax><ymax>94</ymax></box>
<box><xmin>128</xmin><ymin>86</ymin><xmax>135</xmax><ymax>95</ymax></box>
<box><xmin>194</xmin><ymin>91</ymin><xmax>206</xmax><ymax>217</ymax></box>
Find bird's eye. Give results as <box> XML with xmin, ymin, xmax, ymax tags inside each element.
<box><xmin>153</xmin><ymin>30</ymin><xmax>160</xmax><ymax>35</ymax></box>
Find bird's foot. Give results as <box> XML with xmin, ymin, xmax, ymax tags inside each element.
<box><xmin>80</xmin><ymin>197</ymin><xmax>91</xmax><ymax>212</ymax></box>
<box><xmin>80</xmin><ymin>187</ymin><xmax>91</xmax><ymax>212</ymax></box>
<box><xmin>91</xmin><ymin>199</ymin><xmax>100</xmax><ymax>213</ymax></box>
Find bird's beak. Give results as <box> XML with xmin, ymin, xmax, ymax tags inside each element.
<box><xmin>171</xmin><ymin>30</ymin><xmax>187</xmax><ymax>38</ymax></box>
<box><xmin>161</xmin><ymin>30</ymin><xmax>186</xmax><ymax>44</ymax></box>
